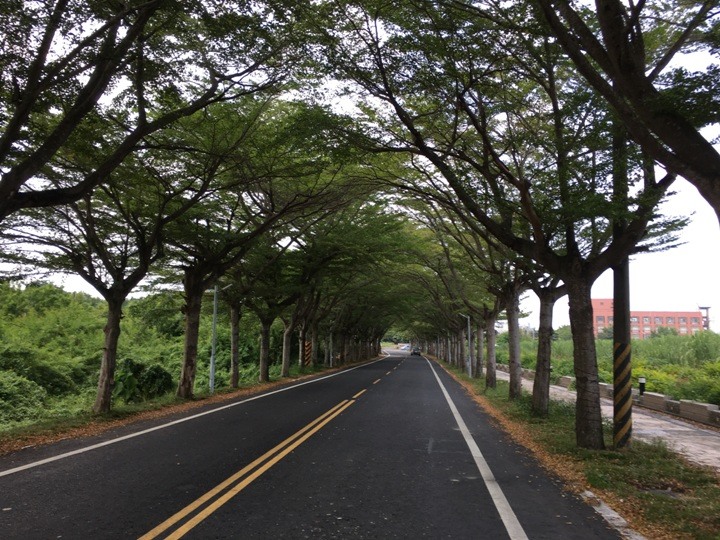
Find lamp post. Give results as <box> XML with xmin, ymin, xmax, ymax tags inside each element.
<box><xmin>210</xmin><ymin>283</ymin><xmax>232</xmax><ymax>394</ymax></box>
<box><xmin>459</xmin><ymin>313</ymin><xmax>471</xmax><ymax>376</ymax></box>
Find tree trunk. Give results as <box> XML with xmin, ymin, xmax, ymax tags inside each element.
<box><xmin>178</xmin><ymin>274</ymin><xmax>204</xmax><ymax>399</ymax></box>
<box><xmin>230</xmin><ymin>304</ymin><xmax>241</xmax><ymax>388</ymax></box>
<box><xmin>485</xmin><ymin>314</ymin><xmax>497</xmax><ymax>389</ymax></box>
<box><xmin>507</xmin><ymin>288</ymin><xmax>523</xmax><ymax>400</ymax></box>
<box><xmin>93</xmin><ymin>296</ymin><xmax>124</xmax><ymax>413</ymax></box>
<box><xmin>259</xmin><ymin>318</ymin><xmax>273</xmax><ymax>383</ymax></box>
<box><xmin>532</xmin><ymin>291</ymin><xmax>555</xmax><ymax>416</ymax></box>
<box><xmin>567</xmin><ymin>277</ymin><xmax>606</xmax><ymax>450</ymax></box>
<box><xmin>281</xmin><ymin>314</ymin><xmax>296</xmax><ymax>378</ymax></box>
<box><xmin>475</xmin><ymin>322</ymin><xmax>484</xmax><ymax>378</ymax></box>
<box><xmin>299</xmin><ymin>325</ymin><xmax>308</xmax><ymax>368</ymax></box>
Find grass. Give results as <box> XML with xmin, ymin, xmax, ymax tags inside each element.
<box><xmin>444</xmin><ymin>364</ymin><xmax>720</xmax><ymax>540</ymax></box>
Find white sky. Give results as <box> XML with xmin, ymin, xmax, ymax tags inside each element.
<box><xmin>520</xmin><ymin>177</ymin><xmax>720</xmax><ymax>331</ymax></box>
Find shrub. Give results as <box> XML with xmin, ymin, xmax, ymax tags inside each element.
<box><xmin>113</xmin><ymin>357</ymin><xmax>144</xmax><ymax>403</ymax></box>
<box><xmin>0</xmin><ymin>370</ymin><xmax>47</xmax><ymax>423</ymax></box>
<box><xmin>688</xmin><ymin>331</ymin><xmax>720</xmax><ymax>363</ymax></box>
<box><xmin>114</xmin><ymin>358</ymin><xmax>176</xmax><ymax>403</ymax></box>
<box><xmin>0</xmin><ymin>345</ymin><xmax>76</xmax><ymax>395</ymax></box>
<box><xmin>138</xmin><ymin>364</ymin><xmax>174</xmax><ymax>399</ymax></box>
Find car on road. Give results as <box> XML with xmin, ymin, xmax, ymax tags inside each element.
<box><xmin>410</xmin><ymin>348</ymin><xmax>421</xmax><ymax>356</ymax></box>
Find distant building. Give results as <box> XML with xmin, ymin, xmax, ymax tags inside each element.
<box><xmin>591</xmin><ymin>298</ymin><xmax>705</xmax><ymax>339</ymax></box>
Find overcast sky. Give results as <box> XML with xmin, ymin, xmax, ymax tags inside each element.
<box><xmin>521</xmin><ymin>177</ymin><xmax>720</xmax><ymax>332</ymax></box>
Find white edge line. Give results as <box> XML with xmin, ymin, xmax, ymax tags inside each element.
<box><xmin>0</xmin><ymin>356</ymin><xmax>389</xmax><ymax>478</ymax></box>
<box><xmin>425</xmin><ymin>358</ymin><xmax>529</xmax><ymax>540</ymax></box>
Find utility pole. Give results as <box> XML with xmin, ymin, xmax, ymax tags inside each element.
<box><xmin>612</xmin><ymin>118</ymin><xmax>632</xmax><ymax>449</ymax></box>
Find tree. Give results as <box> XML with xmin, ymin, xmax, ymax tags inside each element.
<box><xmin>0</xmin><ymin>115</ymin><xmax>226</xmax><ymax>412</ymax></box>
<box><xmin>530</xmin><ymin>0</ymin><xmax>720</xmax><ymax>225</ymax></box>
<box><xmin>0</xmin><ymin>0</ymin><xmax>294</xmax><ymax>222</ymax></box>
<box><xmin>162</xmin><ymin>100</ymin><xmax>352</xmax><ymax>397</ymax></box>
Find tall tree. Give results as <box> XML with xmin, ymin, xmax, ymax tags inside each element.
<box><xmin>0</xmin><ymin>0</ymin><xmax>294</xmax><ymax>222</ymax></box>
<box><xmin>529</xmin><ymin>0</ymin><xmax>720</xmax><ymax>224</ymax></box>
<box><xmin>0</xmin><ymin>117</ymin><xmax>227</xmax><ymax>412</ymax></box>
<box><xmin>163</xmin><ymin>100</ymin><xmax>351</xmax><ymax>397</ymax></box>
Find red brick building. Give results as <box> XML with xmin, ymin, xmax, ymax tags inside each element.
<box><xmin>591</xmin><ymin>298</ymin><xmax>705</xmax><ymax>339</ymax></box>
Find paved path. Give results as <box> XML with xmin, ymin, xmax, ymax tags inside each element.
<box><xmin>497</xmin><ymin>370</ymin><xmax>720</xmax><ymax>473</ymax></box>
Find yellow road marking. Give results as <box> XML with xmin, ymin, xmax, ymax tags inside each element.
<box><xmin>139</xmin><ymin>399</ymin><xmax>352</xmax><ymax>540</ymax></box>
<box><xmin>352</xmin><ymin>389</ymin><xmax>367</xmax><ymax>399</ymax></box>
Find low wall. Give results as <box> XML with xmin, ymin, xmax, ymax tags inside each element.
<box><xmin>497</xmin><ymin>364</ymin><xmax>720</xmax><ymax>428</ymax></box>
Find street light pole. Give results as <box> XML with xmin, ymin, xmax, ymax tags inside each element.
<box><xmin>459</xmin><ymin>313</ymin><xmax>471</xmax><ymax>376</ymax></box>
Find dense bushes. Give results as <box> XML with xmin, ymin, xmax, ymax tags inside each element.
<box><xmin>113</xmin><ymin>358</ymin><xmax>175</xmax><ymax>403</ymax></box>
<box><xmin>0</xmin><ymin>371</ymin><xmax>47</xmax><ymax>423</ymax></box>
<box><xmin>0</xmin><ymin>283</ymin><xmax>269</xmax><ymax>427</ymax></box>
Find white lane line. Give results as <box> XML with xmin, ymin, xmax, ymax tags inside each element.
<box><xmin>426</xmin><ymin>359</ymin><xmax>529</xmax><ymax>540</ymax></box>
<box><xmin>0</xmin><ymin>357</ymin><xmax>389</xmax><ymax>478</ymax></box>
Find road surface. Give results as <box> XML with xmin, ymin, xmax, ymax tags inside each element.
<box><xmin>0</xmin><ymin>352</ymin><xmax>621</xmax><ymax>539</ymax></box>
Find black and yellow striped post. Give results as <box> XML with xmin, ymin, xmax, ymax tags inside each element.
<box><xmin>612</xmin><ymin>120</ymin><xmax>632</xmax><ymax>449</ymax></box>
<box><xmin>303</xmin><ymin>340</ymin><xmax>312</xmax><ymax>367</ymax></box>
<box><xmin>613</xmin><ymin>340</ymin><xmax>632</xmax><ymax>448</ymax></box>
<box><xmin>613</xmin><ymin>256</ymin><xmax>632</xmax><ymax>449</ymax></box>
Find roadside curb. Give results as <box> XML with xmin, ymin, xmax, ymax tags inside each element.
<box><xmin>580</xmin><ymin>491</ymin><xmax>646</xmax><ymax>540</ymax></box>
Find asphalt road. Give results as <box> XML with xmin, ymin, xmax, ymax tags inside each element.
<box><xmin>0</xmin><ymin>352</ymin><xmax>621</xmax><ymax>539</ymax></box>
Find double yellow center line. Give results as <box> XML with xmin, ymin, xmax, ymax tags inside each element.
<box><xmin>140</xmin><ymin>393</ymin><xmax>364</xmax><ymax>539</ymax></box>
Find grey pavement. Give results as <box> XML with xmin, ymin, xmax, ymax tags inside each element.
<box><xmin>496</xmin><ymin>370</ymin><xmax>720</xmax><ymax>473</ymax></box>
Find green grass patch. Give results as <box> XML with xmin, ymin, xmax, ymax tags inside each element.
<box><xmin>450</xmin><ymin>366</ymin><xmax>720</xmax><ymax>540</ymax></box>
<box><xmin>0</xmin><ymin>360</ymin><xmax>343</xmax><ymax>448</ymax></box>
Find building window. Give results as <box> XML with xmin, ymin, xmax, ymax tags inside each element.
<box><xmin>680</xmin><ymin>327</ymin><xmax>688</xmax><ymax>334</ymax></box>
<box><xmin>643</xmin><ymin>316</ymin><xmax>650</xmax><ymax>323</ymax></box>
<box><xmin>654</xmin><ymin>316</ymin><xmax>663</xmax><ymax>324</ymax></box>
<box><xmin>692</xmin><ymin>317</ymin><xmax>700</xmax><ymax>325</ymax></box>
<box><xmin>630</xmin><ymin>316</ymin><xmax>638</xmax><ymax>323</ymax></box>
<box><xmin>679</xmin><ymin>317</ymin><xmax>687</xmax><ymax>324</ymax></box>
<box><xmin>596</xmin><ymin>316</ymin><xmax>605</xmax><ymax>323</ymax></box>
<box><xmin>643</xmin><ymin>326</ymin><xmax>651</xmax><ymax>333</ymax></box>
<box><xmin>608</xmin><ymin>317</ymin><xmax>614</xmax><ymax>323</ymax></box>
<box><xmin>666</xmin><ymin>317</ymin><xmax>674</xmax><ymax>324</ymax></box>
<box><xmin>632</xmin><ymin>326</ymin><xmax>639</xmax><ymax>334</ymax></box>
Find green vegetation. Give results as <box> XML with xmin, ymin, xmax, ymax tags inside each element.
<box><xmin>462</xmin><ymin>375</ymin><xmax>720</xmax><ymax>540</ymax></box>
<box><xmin>0</xmin><ymin>282</ymin><xmax>312</xmax><ymax>433</ymax></box>
<box><xmin>496</xmin><ymin>329</ymin><xmax>720</xmax><ymax>406</ymax></box>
